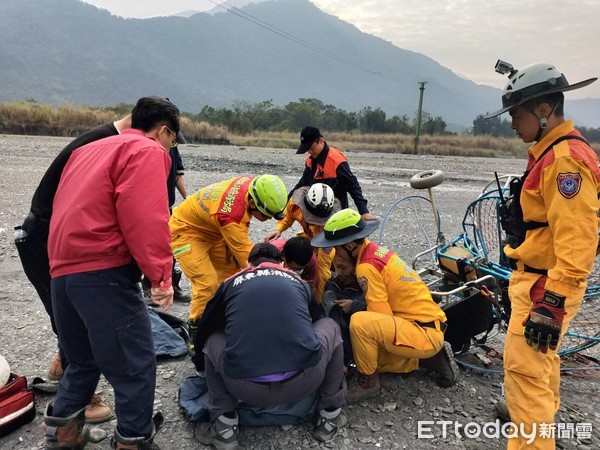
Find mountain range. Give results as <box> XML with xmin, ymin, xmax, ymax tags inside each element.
<box><xmin>1</xmin><ymin>0</ymin><xmax>598</xmax><ymax>130</ymax></box>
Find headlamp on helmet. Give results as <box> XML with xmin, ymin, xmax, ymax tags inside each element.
<box><xmin>483</xmin><ymin>60</ymin><xmax>597</xmax><ymax>118</ymax></box>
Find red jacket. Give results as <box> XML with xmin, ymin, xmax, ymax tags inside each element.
<box><xmin>49</xmin><ymin>129</ymin><xmax>173</xmax><ymax>288</ymax></box>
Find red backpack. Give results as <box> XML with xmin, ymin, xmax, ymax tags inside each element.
<box><xmin>0</xmin><ymin>373</ymin><xmax>36</xmax><ymax>437</ymax></box>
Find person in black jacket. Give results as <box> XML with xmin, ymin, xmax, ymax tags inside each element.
<box><xmin>141</xmin><ymin>136</ymin><xmax>191</xmax><ymax>303</ymax></box>
<box><xmin>193</xmin><ymin>243</ymin><xmax>347</xmax><ymax>448</ymax></box>
<box><xmin>322</xmin><ymin>251</ymin><xmax>367</xmax><ymax>366</ymax></box>
<box><xmin>291</xmin><ymin>126</ymin><xmax>376</xmax><ymax>221</ymax></box>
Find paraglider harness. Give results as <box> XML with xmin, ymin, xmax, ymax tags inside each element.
<box><xmin>497</xmin><ymin>135</ymin><xmax>589</xmax><ymax>273</ymax></box>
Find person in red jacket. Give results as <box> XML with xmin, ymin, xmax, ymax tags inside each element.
<box><xmin>15</xmin><ymin>114</ymin><xmax>133</xmax><ymax>424</ymax></box>
<box><xmin>43</xmin><ymin>97</ymin><xmax>179</xmax><ymax>450</ymax></box>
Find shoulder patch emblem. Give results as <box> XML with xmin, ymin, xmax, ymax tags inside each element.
<box><xmin>556</xmin><ymin>172</ymin><xmax>582</xmax><ymax>199</ymax></box>
<box><xmin>357</xmin><ymin>276</ymin><xmax>368</xmax><ymax>295</ymax></box>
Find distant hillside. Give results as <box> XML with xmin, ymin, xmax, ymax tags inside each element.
<box><xmin>1</xmin><ymin>0</ymin><xmax>598</xmax><ymax>128</ymax></box>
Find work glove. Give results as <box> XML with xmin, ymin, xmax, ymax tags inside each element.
<box><xmin>522</xmin><ymin>288</ymin><xmax>566</xmax><ymax>354</ymax></box>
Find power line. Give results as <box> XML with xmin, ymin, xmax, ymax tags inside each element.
<box><xmin>206</xmin><ymin>0</ymin><xmax>383</xmax><ymax>76</ymax></box>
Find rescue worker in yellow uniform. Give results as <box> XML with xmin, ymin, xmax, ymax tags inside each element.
<box><xmin>169</xmin><ymin>174</ymin><xmax>288</xmax><ymax>347</ymax></box>
<box><xmin>312</xmin><ymin>209</ymin><xmax>458</xmax><ymax>403</ymax></box>
<box><xmin>265</xmin><ymin>183</ymin><xmax>341</xmax><ymax>299</ymax></box>
<box><xmin>484</xmin><ymin>61</ymin><xmax>599</xmax><ymax>450</ymax></box>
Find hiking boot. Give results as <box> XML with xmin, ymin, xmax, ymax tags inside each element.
<box><xmin>47</xmin><ymin>353</ymin><xmax>63</xmax><ymax>382</ymax></box>
<box><xmin>85</xmin><ymin>394</ymin><xmax>113</xmax><ymax>424</ymax></box>
<box><xmin>43</xmin><ymin>403</ymin><xmax>89</xmax><ymax>449</ymax></box>
<box><xmin>495</xmin><ymin>398</ymin><xmax>511</xmax><ymax>422</ymax></box>
<box><xmin>313</xmin><ymin>408</ymin><xmax>348</xmax><ymax>442</ymax></box>
<box><xmin>173</xmin><ymin>285</ymin><xmax>191</xmax><ymax>303</ymax></box>
<box><xmin>195</xmin><ymin>412</ymin><xmax>239</xmax><ymax>450</ymax></box>
<box><xmin>172</xmin><ymin>270</ymin><xmax>191</xmax><ymax>303</ymax></box>
<box><xmin>419</xmin><ymin>341</ymin><xmax>459</xmax><ymax>387</ymax></box>
<box><xmin>110</xmin><ymin>412</ymin><xmax>164</xmax><ymax>450</ymax></box>
<box><xmin>111</xmin><ymin>428</ymin><xmax>160</xmax><ymax>450</ymax></box>
<box><xmin>346</xmin><ymin>372</ymin><xmax>380</xmax><ymax>404</ymax></box>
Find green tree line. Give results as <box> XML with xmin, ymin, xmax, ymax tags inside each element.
<box><xmin>195</xmin><ymin>99</ymin><xmax>600</xmax><ymax>142</ymax></box>
<box><xmin>195</xmin><ymin>98</ymin><xmax>450</xmax><ymax>136</ymax></box>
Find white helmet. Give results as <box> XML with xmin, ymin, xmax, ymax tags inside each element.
<box><xmin>304</xmin><ymin>183</ymin><xmax>335</xmax><ymax>218</ymax></box>
<box><xmin>484</xmin><ymin>61</ymin><xmax>597</xmax><ymax>118</ymax></box>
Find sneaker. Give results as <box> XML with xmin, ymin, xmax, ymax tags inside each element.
<box><xmin>195</xmin><ymin>412</ymin><xmax>239</xmax><ymax>450</ymax></box>
<box><xmin>346</xmin><ymin>372</ymin><xmax>380</xmax><ymax>404</ymax></box>
<box><xmin>313</xmin><ymin>408</ymin><xmax>347</xmax><ymax>442</ymax></box>
<box><xmin>85</xmin><ymin>394</ymin><xmax>113</xmax><ymax>424</ymax></box>
<box><xmin>47</xmin><ymin>353</ymin><xmax>63</xmax><ymax>382</ymax></box>
<box><xmin>419</xmin><ymin>341</ymin><xmax>459</xmax><ymax>387</ymax></box>
<box><xmin>495</xmin><ymin>398</ymin><xmax>511</xmax><ymax>422</ymax></box>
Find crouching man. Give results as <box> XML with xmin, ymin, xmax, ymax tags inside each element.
<box><xmin>312</xmin><ymin>209</ymin><xmax>459</xmax><ymax>403</ymax></box>
<box><xmin>192</xmin><ymin>243</ymin><xmax>347</xmax><ymax>448</ymax></box>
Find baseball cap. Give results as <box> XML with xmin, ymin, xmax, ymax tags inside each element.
<box><xmin>297</xmin><ymin>126</ymin><xmax>322</xmax><ymax>154</ymax></box>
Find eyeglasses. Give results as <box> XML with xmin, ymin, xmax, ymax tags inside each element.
<box><xmin>286</xmin><ymin>261</ymin><xmax>309</xmax><ymax>275</ymax></box>
<box><xmin>165</xmin><ymin>126</ymin><xmax>177</xmax><ymax>145</ymax></box>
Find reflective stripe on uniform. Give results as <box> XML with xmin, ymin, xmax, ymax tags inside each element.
<box><xmin>173</xmin><ymin>244</ymin><xmax>192</xmax><ymax>259</ymax></box>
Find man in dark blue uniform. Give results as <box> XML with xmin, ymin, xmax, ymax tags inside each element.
<box><xmin>193</xmin><ymin>243</ymin><xmax>347</xmax><ymax>448</ymax></box>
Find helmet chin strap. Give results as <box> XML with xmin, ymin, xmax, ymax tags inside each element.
<box><xmin>534</xmin><ymin>117</ymin><xmax>547</xmax><ymax>142</ymax></box>
<box><xmin>534</xmin><ymin>101</ymin><xmax>557</xmax><ymax>142</ymax></box>
<box><xmin>339</xmin><ymin>242</ymin><xmax>360</xmax><ymax>264</ymax></box>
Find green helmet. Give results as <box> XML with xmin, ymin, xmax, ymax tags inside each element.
<box><xmin>311</xmin><ymin>208</ymin><xmax>380</xmax><ymax>247</ymax></box>
<box><xmin>249</xmin><ymin>175</ymin><xmax>287</xmax><ymax>220</ymax></box>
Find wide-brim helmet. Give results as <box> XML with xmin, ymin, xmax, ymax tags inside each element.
<box><xmin>484</xmin><ymin>62</ymin><xmax>597</xmax><ymax>118</ymax></box>
<box><xmin>312</xmin><ymin>209</ymin><xmax>380</xmax><ymax>247</ymax></box>
<box><xmin>292</xmin><ymin>183</ymin><xmax>341</xmax><ymax>226</ymax></box>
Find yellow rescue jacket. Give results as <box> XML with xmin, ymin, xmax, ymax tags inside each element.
<box><xmin>504</xmin><ymin>121</ymin><xmax>600</xmax><ymax>297</ymax></box>
<box><xmin>355</xmin><ymin>240</ymin><xmax>446</xmax><ymax>323</ymax></box>
<box><xmin>169</xmin><ymin>176</ymin><xmax>255</xmax><ymax>269</ymax></box>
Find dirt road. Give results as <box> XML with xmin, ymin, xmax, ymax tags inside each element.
<box><xmin>0</xmin><ymin>135</ymin><xmax>597</xmax><ymax>449</ymax></box>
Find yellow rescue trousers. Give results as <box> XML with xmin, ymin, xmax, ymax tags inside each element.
<box><xmin>504</xmin><ymin>270</ymin><xmax>584</xmax><ymax>450</ymax></box>
<box><xmin>349</xmin><ymin>311</ymin><xmax>444</xmax><ymax>375</ymax></box>
<box><xmin>172</xmin><ymin>235</ymin><xmax>240</xmax><ymax>321</ymax></box>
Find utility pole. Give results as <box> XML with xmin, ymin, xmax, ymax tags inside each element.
<box><xmin>414</xmin><ymin>81</ymin><xmax>427</xmax><ymax>154</ymax></box>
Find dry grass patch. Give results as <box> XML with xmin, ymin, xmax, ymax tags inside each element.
<box><xmin>230</xmin><ymin>131</ymin><xmax>529</xmax><ymax>158</ymax></box>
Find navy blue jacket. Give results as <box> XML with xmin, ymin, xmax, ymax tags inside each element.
<box><xmin>194</xmin><ymin>262</ymin><xmax>323</xmax><ymax>379</ymax></box>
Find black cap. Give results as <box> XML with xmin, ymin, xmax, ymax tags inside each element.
<box><xmin>248</xmin><ymin>242</ymin><xmax>282</xmax><ymax>266</ymax></box>
<box><xmin>297</xmin><ymin>126</ymin><xmax>322</xmax><ymax>154</ymax></box>
<box><xmin>176</xmin><ymin>131</ymin><xmax>187</xmax><ymax>145</ymax></box>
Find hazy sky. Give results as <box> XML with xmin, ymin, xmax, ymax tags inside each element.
<box><xmin>81</xmin><ymin>0</ymin><xmax>600</xmax><ymax>99</ymax></box>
